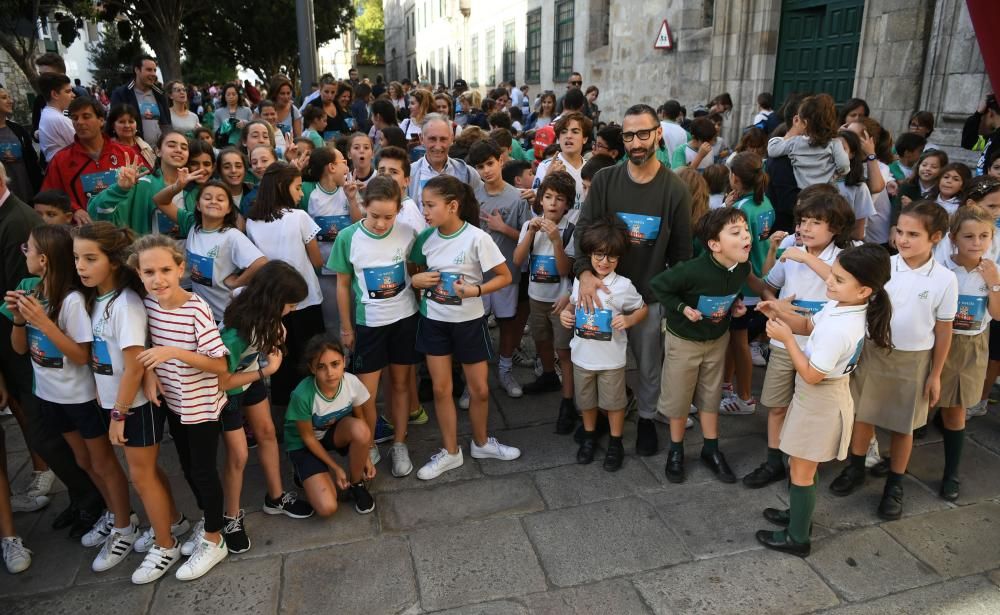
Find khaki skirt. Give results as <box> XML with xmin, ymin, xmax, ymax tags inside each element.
<box><xmin>939</xmin><ymin>330</ymin><xmax>989</xmax><ymax>410</ymax></box>
<box><xmin>852</xmin><ymin>344</ymin><xmax>932</xmax><ymax>433</ymax></box>
<box><xmin>780</xmin><ymin>374</ymin><xmax>854</xmax><ymax>462</ymax></box>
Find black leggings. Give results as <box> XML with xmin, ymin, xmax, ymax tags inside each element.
<box><xmin>270</xmin><ymin>303</ymin><xmax>325</xmax><ymax>406</ymax></box>
<box><xmin>166</xmin><ymin>410</ymin><xmax>224</xmax><ymax>534</ymax></box>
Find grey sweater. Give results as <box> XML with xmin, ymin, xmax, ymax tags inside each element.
<box><xmin>767</xmin><ymin>135</ymin><xmax>850</xmax><ymax>189</ymax></box>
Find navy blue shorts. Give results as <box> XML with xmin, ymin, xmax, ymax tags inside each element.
<box><xmin>218</xmin><ymin>399</ymin><xmax>244</xmax><ymax>432</ymax></box>
<box><xmin>990</xmin><ymin>320</ymin><xmax>1000</xmax><ymax>362</ymax></box>
<box><xmin>287</xmin><ymin>430</ymin><xmax>349</xmax><ymax>481</ymax></box>
<box><xmin>98</xmin><ymin>402</ymin><xmax>166</xmax><ymax>447</ymax></box>
<box><xmin>729</xmin><ymin>303</ymin><xmax>766</xmax><ymax>339</ymax></box>
<box><xmin>351</xmin><ymin>313</ymin><xmax>422</xmax><ymax>374</ymax></box>
<box><xmin>415</xmin><ymin>315</ymin><xmax>494</xmax><ymax>364</ymax></box>
<box><xmin>40</xmin><ymin>398</ymin><xmax>106</xmax><ymax>439</ymax></box>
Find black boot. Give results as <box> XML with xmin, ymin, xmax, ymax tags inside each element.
<box><xmin>555</xmin><ymin>398</ymin><xmax>577</xmax><ymax>435</ymax></box>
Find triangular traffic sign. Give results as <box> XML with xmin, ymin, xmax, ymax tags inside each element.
<box><xmin>654</xmin><ymin>19</ymin><xmax>673</xmax><ymax>50</ymax></box>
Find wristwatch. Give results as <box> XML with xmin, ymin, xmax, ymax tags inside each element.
<box><xmin>991</xmin><ymin>284</ymin><xmax>1000</xmax><ymax>293</ymax></box>
<box><xmin>865</xmin><ymin>154</ymin><xmax>877</xmax><ymax>161</ymax></box>
<box><xmin>110</xmin><ymin>408</ymin><xmax>130</xmax><ymax>422</ymax></box>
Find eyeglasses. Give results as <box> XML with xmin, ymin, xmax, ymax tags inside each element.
<box><xmin>569</xmin><ymin>81</ymin><xmax>582</xmax><ymax>86</ymax></box>
<box><xmin>591</xmin><ymin>252</ymin><xmax>619</xmax><ymax>263</ymax></box>
<box><xmin>621</xmin><ymin>127</ymin><xmax>659</xmax><ymax>142</ymax></box>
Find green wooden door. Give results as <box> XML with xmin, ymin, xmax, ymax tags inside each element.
<box><xmin>773</xmin><ymin>0</ymin><xmax>865</xmax><ymax>105</ymax></box>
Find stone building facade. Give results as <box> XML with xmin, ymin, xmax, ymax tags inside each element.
<box><xmin>383</xmin><ymin>0</ymin><xmax>988</xmax><ymax>160</ymax></box>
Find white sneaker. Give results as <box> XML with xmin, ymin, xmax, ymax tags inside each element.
<box><xmin>417</xmin><ymin>448</ymin><xmax>465</xmax><ymax>480</ymax></box>
<box><xmin>10</xmin><ymin>493</ymin><xmax>50</xmax><ymax>513</ymax></box>
<box><xmin>180</xmin><ymin>518</ymin><xmax>206</xmax><ymax>556</ymax></box>
<box><xmin>81</xmin><ymin>510</ymin><xmax>114</xmax><ymax>548</ymax></box>
<box><xmin>369</xmin><ymin>444</ymin><xmax>381</xmax><ymax>465</ymax></box>
<box><xmin>721</xmin><ymin>383</ymin><xmax>736</xmax><ymax>400</ymax></box>
<box><xmin>25</xmin><ymin>469</ymin><xmax>55</xmax><ymax>498</ymax></box>
<box><xmin>132</xmin><ymin>539</ymin><xmax>180</xmax><ymax>584</ymax></box>
<box><xmin>458</xmin><ymin>387</ymin><xmax>471</xmax><ymax>410</ymax></box>
<box><xmin>750</xmin><ymin>342</ymin><xmax>768</xmax><ymax>367</ymax></box>
<box><xmin>470</xmin><ymin>436</ymin><xmax>521</xmax><ymax>461</ymax></box>
<box><xmin>2</xmin><ymin>537</ymin><xmax>32</xmax><ymax>574</ymax></box>
<box><xmin>175</xmin><ymin>535</ymin><xmax>228</xmax><ymax>581</ymax></box>
<box><xmin>499</xmin><ymin>370</ymin><xmax>523</xmax><ymax>398</ymax></box>
<box><xmin>967</xmin><ymin>399</ymin><xmax>988</xmax><ymax>419</ymax></box>
<box><xmin>391</xmin><ymin>442</ymin><xmax>413</xmax><ymax>477</ymax></box>
<box><xmin>720</xmin><ymin>396</ymin><xmax>757</xmax><ymax>416</ymax></box>
<box><xmin>134</xmin><ymin>515</ymin><xmax>191</xmax><ymax>554</ymax></box>
<box><xmin>91</xmin><ymin>525</ymin><xmax>136</xmax><ymax>572</ymax></box>
<box><xmin>864</xmin><ymin>436</ymin><xmax>881</xmax><ymax>469</ymax></box>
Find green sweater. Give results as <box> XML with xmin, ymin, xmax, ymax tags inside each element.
<box><xmin>650</xmin><ymin>251</ymin><xmax>750</xmax><ymax>342</ymax></box>
<box><xmin>88</xmin><ymin>171</ymin><xmax>166</xmax><ymax>235</ymax></box>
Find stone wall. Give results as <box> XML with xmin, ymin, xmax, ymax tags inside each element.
<box><xmin>0</xmin><ymin>49</ymin><xmax>35</xmax><ymax>125</ymax></box>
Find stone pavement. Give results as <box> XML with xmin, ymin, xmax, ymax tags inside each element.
<box><xmin>3</xmin><ymin>357</ymin><xmax>1000</xmax><ymax>614</ymax></box>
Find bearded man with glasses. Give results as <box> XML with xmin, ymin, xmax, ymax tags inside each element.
<box><xmin>571</xmin><ymin>104</ymin><xmax>693</xmax><ymax>458</ymax></box>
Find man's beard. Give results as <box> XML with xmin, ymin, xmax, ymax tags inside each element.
<box><xmin>627</xmin><ymin>144</ymin><xmax>655</xmax><ymax>166</ymax></box>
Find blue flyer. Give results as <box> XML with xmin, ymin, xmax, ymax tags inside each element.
<box><xmin>323</xmin><ymin>130</ymin><xmax>341</xmax><ymax>142</ymax></box>
<box><xmin>187</xmin><ymin>251</ymin><xmax>214</xmax><ymax>286</ymax></box>
<box><xmin>574</xmin><ymin>307</ymin><xmax>613</xmax><ymax>341</ymax></box>
<box><xmin>138</xmin><ymin>101</ymin><xmax>160</xmax><ymax>120</ymax></box>
<box><xmin>791</xmin><ymin>299</ymin><xmax>827</xmax><ymax>316</ymax></box>
<box><xmin>756</xmin><ymin>209</ymin><xmax>775</xmax><ymax>240</ymax></box>
<box><xmin>81</xmin><ymin>170</ymin><xmax>118</xmax><ymax>201</ymax></box>
<box><xmin>0</xmin><ymin>142</ymin><xmax>22</xmax><ymax>163</ymax></box>
<box><xmin>954</xmin><ymin>294</ymin><xmax>987</xmax><ymax>331</ymax></box>
<box><xmin>363</xmin><ymin>262</ymin><xmax>406</xmax><ymax>299</ymax></box>
<box><xmin>427</xmin><ymin>271</ymin><xmax>463</xmax><ymax>305</ymax></box>
<box><xmin>28</xmin><ymin>325</ymin><xmax>63</xmax><ymax>368</ymax></box>
<box><xmin>696</xmin><ymin>293</ymin><xmax>738</xmax><ymax>323</ymax></box>
<box><xmin>315</xmin><ymin>215</ymin><xmax>352</xmax><ymax>241</ymax></box>
<box><xmin>91</xmin><ymin>337</ymin><xmax>113</xmax><ymax>375</ymax></box>
<box><xmin>529</xmin><ymin>254</ymin><xmax>560</xmax><ymax>283</ymax></box>
<box><xmin>616</xmin><ymin>212</ymin><xmax>661</xmax><ymax>247</ymax></box>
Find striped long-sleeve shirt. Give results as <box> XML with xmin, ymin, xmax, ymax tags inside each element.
<box><xmin>144</xmin><ymin>293</ymin><xmax>228</xmax><ymax>424</ymax></box>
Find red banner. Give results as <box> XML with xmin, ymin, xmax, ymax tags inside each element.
<box><xmin>967</xmin><ymin>0</ymin><xmax>999</xmax><ymax>91</ymax></box>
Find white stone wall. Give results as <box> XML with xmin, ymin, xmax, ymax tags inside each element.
<box><xmin>0</xmin><ymin>49</ymin><xmax>36</xmax><ymax>125</ymax></box>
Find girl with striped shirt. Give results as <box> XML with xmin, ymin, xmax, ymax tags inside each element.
<box><xmin>131</xmin><ymin>234</ymin><xmax>230</xmax><ymax>581</ymax></box>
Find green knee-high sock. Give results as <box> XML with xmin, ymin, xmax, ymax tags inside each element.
<box><xmin>788</xmin><ymin>483</ymin><xmax>815</xmax><ymax>544</ymax></box>
<box><xmin>942</xmin><ymin>427</ymin><xmax>965</xmax><ymax>479</ymax></box>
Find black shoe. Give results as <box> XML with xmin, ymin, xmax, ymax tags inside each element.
<box><xmin>223</xmin><ymin>510</ymin><xmax>251</xmax><ymax>554</ymax></box>
<box><xmin>350</xmin><ymin>482</ymin><xmax>375</xmax><ymax>514</ymax></box>
<box><xmin>576</xmin><ymin>436</ymin><xmax>596</xmax><ymax>464</ymax></box>
<box><xmin>69</xmin><ymin>509</ymin><xmax>99</xmax><ymax>539</ymax></box>
<box><xmin>743</xmin><ymin>462</ymin><xmax>787</xmax><ymax>489</ymax></box>
<box><xmin>522</xmin><ymin>371</ymin><xmax>560</xmax><ymax>394</ymax></box>
<box><xmin>635</xmin><ymin>418</ymin><xmax>659</xmax><ymax>457</ymax></box>
<box><xmin>665</xmin><ymin>449</ymin><xmax>685</xmax><ymax>483</ymax></box>
<box><xmin>762</xmin><ymin>507</ymin><xmax>790</xmax><ymax>526</ymax></box>
<box><xmin>755</xmin><ymin>529</ymin><xmax>810</xmax><ymax>557</ymax></box>
<box><xmin>574</xmin><ymin>414</ymin><xmax>609</xmax><ymax>444</ymax></box>
<box><xmin>555</xmin><ymin>398</ymin><xmax>577</xmax><ymax>435</ymax></box>
<box><xmin>940</xmin><ymin>476</ymin><xmax>960</xmax><ymax>502</ymax></box>
<box><xmin>870</xmin><ymin>457</ymin><xmax>891</xmax><ymax>478</ymax></box>
<box><xmin>701</xmin><ymin>450</ymin><xmax>736</xmax><ymax>483</ymax></box>
<box><xmin>829</xmin><ymin>464</ymin><xmax>866</xmax><ymax>496</ymax></box>
<box><xmin>878</xmin><ymin>482</ymin><xmax>904</xmax><ymax>520</ymax></box>
<box><xmin>52</xmin><ymin>504</ymin><xmax>78</xmax><ymax>530</ymax></box>
<box><xmin>913</xmin><ymin>425</ymin><xmax>928</xmax><ymax>440</ymax></box>
<box><xmin>603</xmin><ymin>439</ymin><xmax>624</xmax><ymax>472</ymax></box>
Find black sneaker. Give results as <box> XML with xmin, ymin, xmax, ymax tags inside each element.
<box><xmin>555</xmin><ymin>398</ymin><xmax>577</xmax><ymax>435</ymax></box>
<box><xmin>635</xmin><ymin>418</ymin><xmax>659</xmax><ymax>457</ymax></box>
<box><xmin>263</xmin><ymin>491</ymin><xmax>315</xmax><ymax>519</ymax></box>
<box><xmin>70</xmin><ymin>509</ymin><xmax>100</xmax><ymax>540</ymax></box>
<box><xmin>223</xmin><ymin>510</ymin><xmax>251</xmax><ymax>554</ymax></box>
<box><xmin>52</xmin><ymin>504</ymin><xmax>78</xmax><ymax>530</ymax></box>
<box><xmin>350</xmin><ymin>483</ymin><xmax>375</xmax><ymax>514</ymax></box>
<box><xmin>522</xmin><ymin>371</ymin><xmax>561</xmax><ymax>394</ymax></box>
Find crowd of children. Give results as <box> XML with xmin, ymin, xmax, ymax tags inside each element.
<box><xmin>3</xmin><ymin>71</ymin><xmax>1000</xmax><ymax>583</ymax></box>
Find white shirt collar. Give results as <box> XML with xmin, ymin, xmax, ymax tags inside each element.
<box><xmin>894</xmin><ymin>253</ymin><xmax>936</xmax><ymax>276</ymax></box>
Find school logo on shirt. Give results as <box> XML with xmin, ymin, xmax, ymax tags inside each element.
<box><xmin>574</xmin><ymin>307</ymin><xmax>613</xmax><ymax>341</ymax></box>
<box><xmin>451</xmin><ymin>250</ymin><xmax>466</xmax><ymax>265</ymax></box>
<box><xmin>207</xmin><ymin>245</ymin><xmax>220</xmax><ymax>258</ymax></box>
<box><xmin>918</xmin><ymin>290</ymin><xmax>929</xmax><ymax>300</ymax></box>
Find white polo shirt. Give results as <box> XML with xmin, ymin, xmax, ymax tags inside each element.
<box><xmin>886</xmin><ymin>254</ymin><xmax>958</xmax><ymax>351</ymax></box>
<box><xmin>764</xmin><ymin>242</ymin><xmax>842</xmax><ymax>350</ymax></box>
<box><xmin>945</xmin><ymin>257</ymin><xmax>993</xmax><ymax>336</ymax></box>
<box><xmin>806</xmin><ymin>302</ymin><xmax>867</xmax><ymax>378</ymax></box>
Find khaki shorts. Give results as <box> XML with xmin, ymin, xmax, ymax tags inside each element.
<box><xmin>657</xmin><ymin>330</ymin><xmax>729</xmax><ymax>419</ymax></box>
<box><xmin>574</xmin><ymin>365</ymin><xmax>627</xmax><ymax>410</ymax></box>
<box><xmin>760</xmin><ymin>345</ymin><xmax>795</xmax><ymax>408</ymax></box>
<box><xmin>528</xmin><ymin>298</ymin><xmax>572</xmax><ymax>350</ymax></box>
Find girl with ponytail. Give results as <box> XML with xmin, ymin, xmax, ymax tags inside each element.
<box><xmin>755</xmin><ymin>243</ymin><xmax>893</xmax><ymax>557</ymax></box>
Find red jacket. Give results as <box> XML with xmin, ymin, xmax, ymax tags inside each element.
<box><xmin>41</xmin><ymin>137</ymin><xmax>132</xmax><ymax>211</ymax></box>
